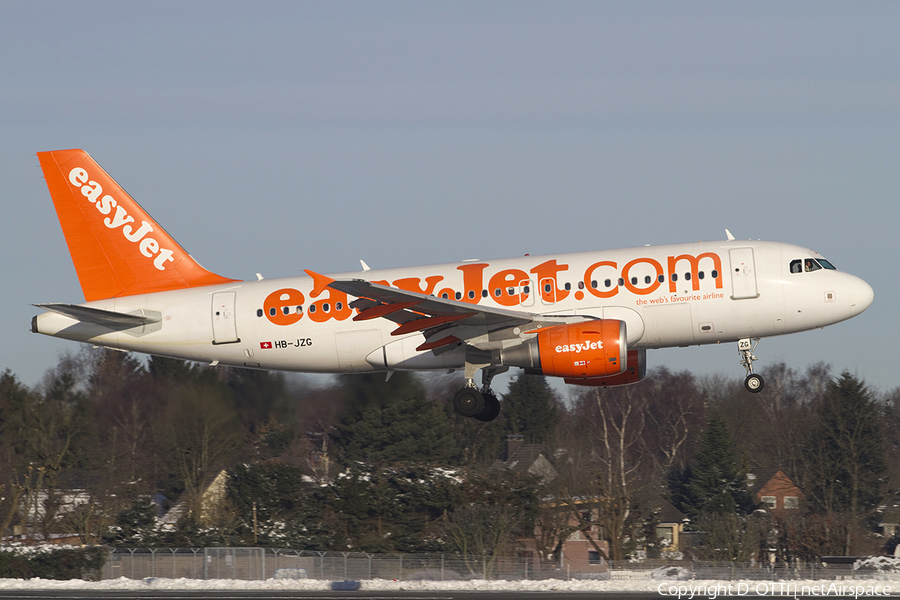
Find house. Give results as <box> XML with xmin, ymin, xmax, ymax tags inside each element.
<box><xmin>747</xmin><ymin>469</ymin><xmax>802</xmax><ymax>513</ymax></box>
<box><xmin>523</xmin><ymin>496</ymin><xmax>611</xmax><ymax>577</ymax></box>
<box><xmin>161</xmin><ymin>470</ymin><xmax>230</xmax><ymax>527</ymax></box>
<box><xmin>556</xmin><ymin>504</ymin><xmax>611</xmax><ymax>575</ymax></box>
<box><xmin>490</xmin><ymin>435</ymin><xmax>558</xmax><ymax>484</ymax></box>
<box><xmin>649</xmin><ymin>497</ymin><xmax>689</xmax><ymax>556</ymax></box>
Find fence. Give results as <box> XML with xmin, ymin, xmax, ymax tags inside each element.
<box><xmin>102</xmin><ymin>548</ymin><xmax>605</xmax><ymax>581</ymax></box>
<box><xmin>101</xmin><ymin>549</ymin><xmax>900</xmax><ymax>582</ymax></box>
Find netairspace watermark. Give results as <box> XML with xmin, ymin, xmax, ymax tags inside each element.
<box><xmin>658</xmin><ymin>582</ymin><xmax>893</xmax><ymax>599</ymax></box>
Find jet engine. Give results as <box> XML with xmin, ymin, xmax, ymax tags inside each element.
<box><xmin>564</xmin><ymin>349</ymin><xmax>647</xmax><ymax>387</ymax></box>
<box><xmin>501</xmin><ymin>320</ymin><xmax>627</xmax><ymax>379</ymax></box>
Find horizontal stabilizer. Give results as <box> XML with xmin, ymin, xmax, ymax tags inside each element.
<box><xmin>34</xmin><ymin>303</ymin><xmax>161</xmax><ymax>328</ymax></box>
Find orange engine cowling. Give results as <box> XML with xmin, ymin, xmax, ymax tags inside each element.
<box><xmin>565</xmin><ymin>349</ymin><xmax>647</xmax><ymax>387</ymax></box>
<box><xmin>501</xmin><ymin>320</ymin><xmax>627</xmax><ymax>379</ymax></box>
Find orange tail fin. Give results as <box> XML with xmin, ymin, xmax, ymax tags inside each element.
<box><xmin>38</xmin><ymin>149</ymin><xmax>237</xmax><ymax>301</ymax></box>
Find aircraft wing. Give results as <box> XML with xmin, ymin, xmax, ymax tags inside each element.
<box><xmin>323</xmin><ymin>276</ymin><xmax>540</xmax><ymax>352</ymax></box>
<box><xmin>323</xmin><ymin>275</ymin><xmax>586</xmax><ymax>353</ymax></box>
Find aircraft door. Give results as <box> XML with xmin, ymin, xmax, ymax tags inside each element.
<box><xmin>729</xmin><ymin>248</ymin><xmax>759</xmax><ymax>300</ymax></box>
<box><xmin>212</xmin><ymin>291</ymin><xmax>240</xmax><ymax>344</ymax></box>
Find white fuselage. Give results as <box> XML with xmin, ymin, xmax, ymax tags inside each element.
<box><xmin>33</xmin><ymin>239</ymin><xmax>873</xmax><ymax>375</ymax></box>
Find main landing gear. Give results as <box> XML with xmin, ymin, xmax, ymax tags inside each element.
<box><xmin>738</xmin><ymin>338</ymin><xmax>765</xmax><ymax>393</ymax></box>
<box><xmin>452</xmin><ymin>366</ymin><xmax>505</xmax><ymax>421</ymax></box>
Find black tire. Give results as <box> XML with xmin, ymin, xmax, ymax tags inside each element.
<box><xmin>744</xmin><ymin>373</ymin><xmax>765</xmax><ymax>393</ymax></box>
<box><xmin>475</xmin><ymin>392</ymin><xmax>501</xmax><ymax>422</ymax></box>
<box><xmin>453</xmin><ymin>387</ymin><xmax>485</xmax><ymax>418</ymax></box>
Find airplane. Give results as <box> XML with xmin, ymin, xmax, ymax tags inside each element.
<box><xmin>32</xmin><ymin>149</ymin><xmax>874</xmax><ymax>421</ymax></box>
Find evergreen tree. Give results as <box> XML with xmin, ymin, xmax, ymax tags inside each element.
<box><xmin>338</xmin><ymin>371</ymin><xmax>425</xmax><ymax>417</ymax></box>
<box><xmin>223</xmin><ymin>368</ymin><xmax>293</xmax><ymax>435</ymax></box>
<box><xmin>0</xmin><ymin>370</ymin><xmax>33</xmax><ymax>536</ymax></box>
<box><xmin>802</xmin><ymin>372</ymin><xmax>886</xmax><ymax>520</ymax></box>
<box><xmin>673</xmin><ymin>411</ymin><xmax>753</xmax><ymax>517</ymax></box>
<box><xmin>503</xmin><ymin>374</ymin><xmax>559</xmax><ymax>444</ymax></box>
<box><xmin>333</xmin><ymin>373</ymin><xmax>459</xmax><ymax>465</ymax></box>
<box><xmin>226</xmin><ymin>462</ymin><xmax>333</xmax><ymax>548</ymax></box>
<box><xmin>334</xmin><ymin>385</ymin><xmax>459</xmax><ymax>465</ymax></box>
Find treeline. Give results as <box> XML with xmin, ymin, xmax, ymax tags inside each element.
<box><xmin>1</xmin><ymin>348</ymin><xmax>899</xmax><ymax>563</ymax></box>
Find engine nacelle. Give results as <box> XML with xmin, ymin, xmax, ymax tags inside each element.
<box><xmin>564</xmin><ymin>349</ymin><xmax>647</xmax><ymax>387</ymax></box>
<box><xmin>501</xmin><ymin>320</ymin><xmax>627</xmax><ymax>379</ymax></box>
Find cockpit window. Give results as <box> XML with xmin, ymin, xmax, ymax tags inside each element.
<box><xmin>790</xmin><ymin>258</ymin><xmax>836</xmax><ymax>273</ymax></box>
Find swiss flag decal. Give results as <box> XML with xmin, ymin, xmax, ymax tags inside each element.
<box><xmin>260</xmin><ymin>341</ymin><xmax>273</xmax><ymax>349</ymax></box>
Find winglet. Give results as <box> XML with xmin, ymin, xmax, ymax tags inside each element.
<box><xmin>725</xmin><ymin>229</ymin><xmax>736</xmax><ymax>241</ymax></box>
<box><xmin>37</xmin><ymin>149</ymin><xmax>237</xmax><ymax>301</ymax></box>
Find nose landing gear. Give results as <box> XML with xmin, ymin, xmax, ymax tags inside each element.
<box><xmin>738</xmin><ymin>338</ymin><xmax>765</xmax><ymax>393</ymax></box>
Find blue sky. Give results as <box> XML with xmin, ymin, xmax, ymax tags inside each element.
<box><xmin>2</xmin><ymin>1</ymin><xmax>897</xmax><ymax>393</ymax></box>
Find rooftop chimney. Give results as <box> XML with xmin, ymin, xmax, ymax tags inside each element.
<box><xmin>505</xmin><ymin>434</ymin><xmax>524</xmax><ymax>460</ymax></box>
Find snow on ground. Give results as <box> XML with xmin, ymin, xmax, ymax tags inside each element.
<box><xmin>0</xmin><ymin>577</ymin><xmax>897</xmax><ymax>594</ymax></box>
<box><xmin>1</xmin><ymin>557</ymin><xmax>899</xmax><ymax>593</ymax></box>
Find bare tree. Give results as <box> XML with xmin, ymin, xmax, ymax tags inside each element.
<box><xmin>158</xmin><ymin>384</ymin><xmax>243</xmax><ymax>524</ymax></box>
<box><xmin>641</xmin><ymin>368</ymin><xmax>705</xmax><ymax>475</ymax></box>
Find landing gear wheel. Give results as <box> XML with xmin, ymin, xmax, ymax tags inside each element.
<box><xmin>475</xmin><ymin>392</ymin><xmax>501</xmax><ymax>422</ymax></box>
<box><xmin>738</xmin><ymin>338</ymin><xmax>764</xmax><ymax>394</ymax></box>
<box><xmin>744</xmin><ymin>373</ymin><xmax>765</xmax><ymax>393</ymax></box>
<box><xmin>453</xmin><ymin>387</ymin><xmax>485</xmax><ymax>418</ymax></box>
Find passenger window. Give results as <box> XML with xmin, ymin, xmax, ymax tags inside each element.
<box><xmin>698</xmin><ymin>271</ymin><xmax>705</xmax><ymax>280</ymax></box>
<box><xmin>658</xmin><ymin>275</ymin><xmax>665</xmax><ymax>283</ymax></box>
<box><xmin>671</xmin><ymin>273</ymin><xmax>678</xmax><ymax>282</ymax></box>
<box><xmin>645</xmin><ymin>276</ymin><xmax>652</xmax><ymax>284</ymax></box>
<box><xmin>685</xmin><ymin>272</ymin><xmax>691</xmax><ymax>281</ymax></box>
<box><xmin>711</xmin><ymin>269</ymin><xmax>718</xmax><ymax>278</ymax></box>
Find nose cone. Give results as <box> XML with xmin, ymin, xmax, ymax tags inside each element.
<box><xmin>849</xmin><ymin>276</ymin><xmax>874</xmax><ymax>316</ymax></box>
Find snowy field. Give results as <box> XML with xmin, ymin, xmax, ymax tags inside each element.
<box><xmin>0</xmin><ymin>576</ymin><xmax>896</xmax><ymax>596</ymax></box>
